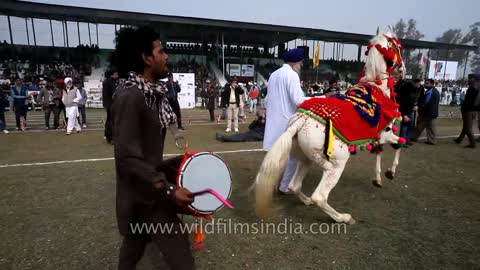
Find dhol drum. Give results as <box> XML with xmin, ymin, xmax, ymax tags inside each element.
<box><xmin>176</xmin><ymin>151</ymin><xmax>233</xmax><ymax>218</ymax></box>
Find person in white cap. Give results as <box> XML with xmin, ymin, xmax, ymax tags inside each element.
<box><xmin>62</xmin><ymin>77</ymin><xmax>82</xmax><ymax>135</ymax></box>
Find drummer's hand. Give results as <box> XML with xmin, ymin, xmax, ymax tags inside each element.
<box><xmin>175</xmin><ymin>187</ymin><xmax>194</xmax><ymax>206</ymax></box>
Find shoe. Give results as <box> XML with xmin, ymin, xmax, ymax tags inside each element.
<box><xmin>453</xmin><ymin>138</ymin><xmax>461</xmax><ymax>144</ymax></box>
<box><xmin>45</xmin><ymin>127</ymin><xmax>49</xmax><ymax>130</ymax></box>
<box><xmin>464</xmin><ymin>144</ymin><xmax>476</xmax><ymax>149</ymax></box>
<box><xmin>66</xmin><ymin>132</ymin><xmax>71</xmax><ymax>135</ymax></box>
<box><xmin>424</xmin><ymin>141</ymin><xmax>435</xmax><ymax>145</ymax></box>
<box><xmin>225</xmin><ymin>128</ymin><xmax>231</xmax><ymax>132</ymax></box>
<box><xmin>406</xmin><ymin>142</ymin><xmax>413</xmax><ymax>146</ymax></box>
<box><xmin>15</xmin><ymin>127</ymin><xmax>19</xmax><ymax>131</ymax></box>
<box><xmin>235</xmin><ymin>128</ymin><xmax>239</xmax><ymax>133</ymax></box>
<box><xmin>2</xmin><ymin>130</ymin><xmax>9</xmax><ymax>134</ymax></box>
<box><xmin>178</xmin><ymin>127</ymin><xmax>186</xmax><ymax>131</ymax></box>
<box><xmin>82</xmin><ymin>124</ymin><xmax>87</xmax><ymax>128</ymax></box>
<box><xmin>410</xmin><ymin>138</ymin><xmax>418</xmax><ymax>143</ymax></box>
<box><xmin>277</xmin><ymin>190</ymin><xmax>292</xmax><ymax>195</ymax></box>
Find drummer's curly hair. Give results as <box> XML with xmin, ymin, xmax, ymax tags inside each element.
<box><xmin>110</xmin><ymin>26</ymin><xmax>160</xmax><ymax>78</ymax></box>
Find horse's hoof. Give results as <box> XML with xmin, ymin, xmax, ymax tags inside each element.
<box><xmin>346</xmin><ymin>216</ymin><xmax>356</xmax><ymax>225</ymax></box>
<box><xmin>372</xmin><ymin>180</ymin><xmax>383</xmax><ymax>188</ymax></box>
<box><xmin>385</xmin><ymin>169</ymin><xmax>394</xmax><ymax>180</ymax></box>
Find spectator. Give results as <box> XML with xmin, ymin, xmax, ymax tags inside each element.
<box><xmin>77</xmin><ymin>82</ymin><xmax>88</xmax><ymax>128</ymax></box>
<box><xmin>166</xmin><ymin>73</ymin><xmax>185</xmax><ymax>130</ymax></box>
<box><xmin>38</xmin><ymin>79</ymin><xmax>55</xmax><ymax>130</ymax></box>
<box><xmin>221</xmin><ymin>76</ymin><xmax>244</xmax><ymax>133</ymax></box>
<box><xmin>249</xmin><ymin>83</ymin><xmax>260</xmax><ymax>113</ymax></box>
<box><xmin>102</xmin><ymin>68</ymin><xmax>118</xmax><ymax>143</ymax></box>
<box><xmin>396</xmin><ymin>79</ymin><xmax>420</xmax><ymax>145</ymax></box>
<box><xmin>11</xmin><ymin>78</ymin><xmax>29</xmax><ymax>131</ymax></box>
<box><xmin>206</xmin><ymin>80</ymin><xmax>218</xmax><ymax>122</ymax></box>
<box><xmin>62</xmin><ymin>77</ymin><xmax>82</xmax><ymax>135</ymax></box>
<box><xmin>454</xmin><ymin>73</ymin><xmax>480</xmax><ymax>148</ymax></box>
<box><xmin>0</xmin><ymin>89</ymin><xmax>9</xmax><ymax>133</ymax></box>
<box><xmin>411</xmin><ymin>79</ymin><xmax>440</xmax><ymax>145</ymax></box>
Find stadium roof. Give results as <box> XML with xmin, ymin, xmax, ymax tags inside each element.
<box><xmin>0</xmin><ymin>0</ymin><xmax>476</xmax><ymax>51</ymax></box>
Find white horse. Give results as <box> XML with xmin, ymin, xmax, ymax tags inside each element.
<box><xmin>255</xmin><ymin>31</ymin><xmax>406</xmax><ymax>224</ymax></box>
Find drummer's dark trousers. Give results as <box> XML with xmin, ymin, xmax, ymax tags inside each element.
<box><xmin>118</xmin><ymin>221</ymin><xmax>194</xmax><ymax>270</ymax></box>
<box><xmin>118</xmin><ymin>155</ymin><xmax>194</xmax><ymax>270</ymax></box>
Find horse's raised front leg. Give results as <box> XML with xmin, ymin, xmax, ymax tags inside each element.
<box><xmin>288</xmin><ymin>159</ymin><xmax>313</xmax><ymax>205</ymax></box>
<box><xmin>310</xmin><ymin>160</ymin><xmax>355</xmax><ymax>224</ymax></box>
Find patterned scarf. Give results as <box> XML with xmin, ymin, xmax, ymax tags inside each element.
<box><xmin>122</xmin><ymin>72</ymin><xmax>177</xmax><ymax>128</ymax></box>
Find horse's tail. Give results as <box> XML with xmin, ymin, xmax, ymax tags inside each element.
<box><xmin>255</xmin><ymin>115</ymin><xmax>305</xmax><ymax>218</ymax></box>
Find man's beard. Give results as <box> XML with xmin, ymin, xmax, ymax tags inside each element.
<box><xmin>292</xmin><ymin>64</ymin><xmax>302</xmax><ymax>75</ymax></box>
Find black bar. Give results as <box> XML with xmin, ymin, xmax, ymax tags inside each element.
<box><xmin>65</xmin><ymin>20</ymin><xmax>69</xmax><ymax>47</ymax></box>
<box><xmin>31</xmin><ymin>18</ymin><xmax>37</xmax><ymax>46</ymax></box>
<box><xmin>87</xmin><ymin>23</ymin><xmax>92</xmax><ymax>46</ymax></box>
<box><xmin>62</xmin><ymin>21</ymin><xmax>66</xmax><ymax>47</ymax></box>
<box><xmin>25</xmin><ymin>18</ymin><xmax>30</xmax><ymax>45</ymax></box>
<box><xmin>96</xmin><ymin>23</ymin><xmax>99</xmax><ymax>46</ymax></box>
<box><xmin>77</xmin><ymin>21</ymin><xmax>81</xmax><ymax>45</ymax></box>
<box><xmin>7</xmin><ymin>16</ymin><xmax>14</xmax><ymax>44</ymax></box>
<box><xmin>50</xmin><ymin>19</ymin><xmax>55</xmax><ymax>46</ymax></box>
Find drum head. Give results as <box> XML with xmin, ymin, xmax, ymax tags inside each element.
<box><xmin>179</xmin><ymin>153</ymin><xmax>232</xmax><ymax>214</ymax></box>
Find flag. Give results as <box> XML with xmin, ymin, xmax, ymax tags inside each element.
<box><xmin>313</xmin><ymin>41</ymin><xmax>320</xmax><ymax>68</ymax></box>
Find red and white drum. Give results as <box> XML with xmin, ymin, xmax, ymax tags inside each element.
<box><xmin>177</xmin><ymin>151</ymin><xmax>233</xmax><ymax>218</ymax></box>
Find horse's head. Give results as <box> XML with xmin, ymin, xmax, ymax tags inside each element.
<box><xmin>359</xmin><ymin>31</ymin><xmax>405</xmax><ymax>96</ymax></box>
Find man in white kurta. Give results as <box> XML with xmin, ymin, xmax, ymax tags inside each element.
<box><xmin>263</xmin><ymin>48</ymin><xmax>308</xmax><ymax>194</ymax></box>
<box><xmin>62</xmin><ymin>77</ymin><xmax>82</xmax><ymax>135</ymax></box>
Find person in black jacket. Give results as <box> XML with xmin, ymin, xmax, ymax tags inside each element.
<box><xmin>454</xmin><ymin>73</ymin><xmax>480</xmax><ymax>148</ymax></box>
<box><xmin>412</xmin><ymin>79</ymin><xmax>440</xmax><ymax>145</ymax></box>
<box><xmin>166</xmin><ymin>73</ymin><xmax>185</xmax><ymax>130</ymax></box>
<box><xmin>102</xmin><ymin>67</ymin><xmax>118</xmax><ymax>143</ymax></box>
<box><xmin>221</xmin><ymin>76</ymin><xmax>244</xmax><ymax>132</ymax></box>
<box><xmin>396</xmin><ymin>79</ymin><xmax>418</xmax><ymax>145</ymax></box>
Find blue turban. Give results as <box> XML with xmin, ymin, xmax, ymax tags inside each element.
<box><xmin>283</xmin><ymin>48</ymin><xmax>305</xmax><ymax>63</ymax></box>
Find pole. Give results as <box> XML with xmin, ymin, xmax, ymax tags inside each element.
<box><xmin>357</xmin><ymin>45</ymin><xmax>362</xmax><ymax>62</ymax></box>
<box><xmin>87</xmin><ymin>23</ymin><xmax>92</xmax><ymax>46</ymax></box>
<box><xmin>49</xmin><ymin>19</ymin><xmax>55</xmax><ymax>46</ymax></box>
<box><xmin>315</xmin><ymin>40</ymin><xmax>319</xmax><ymax>83</ymax></box>
<box><xmin>443</xmin><ymin>49</ymin><xmax>449</xmax><ymax>81</ymax></box>
<box><xmin>62</xmin><ymin>21</ymin><xmax>66</xmax><ymax>47</ymax></box>
<box><xmin>341</xmin><ymin>44</ymin><xmax>344</xmax><ymax>60</ymax></box>
<box><xmin>322</xmin><ymin>41</ymin><xmax>325</xmax><ymax>60</ymax></box>
<box><xmin>77</xmin><ymin>21</ymin><xmax>81</xmax><ymax>46</ymax></box>
<box><xmin>25</xmin><ymin>18</ymin><xmax>30</xmax><ymax>46</ymax></box>
<box><xmin>222</xmin><ymin>32</ymin><xmax>225</xmax><ymax>78</ymax></box>
<box><xmin>96</xmin><ymin>24</ymin><xmax>99</xmax><ymax>46</ymax></box>
<box><xmin>332</xmin><ymin>42</ymin><xmax>335</xmax><ymax>60</ymax></box>
<box><xmin>7</xmin><ymin>16</ymin><xmax>14</xmax><ymax>45</ymax></box>
<box><xmin>462</xmin><ymin>51</ymin><xmax>469</xmax><ymax>83</ymax></box>
<box><xmin>65</xmin><ymin>21</ymin><xmax>70</xmax><ymax>47</ymax></box>
<box><xmin>31</xmin><ymin>18</ymin><xmax>37</xmax><ymax>46</ymax></box>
